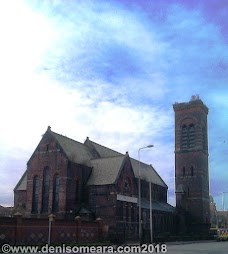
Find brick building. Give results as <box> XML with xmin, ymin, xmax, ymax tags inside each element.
<box><xmin>0</xmin><ymin>205</ymin><xmax>12</xmax><ymax>217</ymax></box>
<box><xmin>210</xmin><ymin>195</ymin><xmax>218</xmax><ymax>228</ymax></box>
<box><xmin>210</xmin><ymin>195</ymin><xmax>228</xmax><ymax>229</ymax></box>
<box><xmin>173</xmin><ymin>96</ymin><xmax>210</xmax><ymax>234</ymax></box>
<box><xmin>13</xmin><ymin>96</ymin><xmax>211</xmax><ymax>239</ymax></box>
<box><xmin>14</xmin><ymin>126</ymin><xmax>175</xmax><ymax>240</ymax></box>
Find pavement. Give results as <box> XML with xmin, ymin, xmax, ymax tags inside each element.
<box><xmin>165</xmin><ymin>239</ymin><xmax>215</xmax><ymax>245</ymax></box>
<box><xmin>122</xmin><ymin>239</ymin><xmax>215</xmax><ymax>246</ymax></box>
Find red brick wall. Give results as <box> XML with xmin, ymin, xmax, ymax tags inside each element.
<box><xmin>86</xmin><ymin>155</ymin><xmax>169</xmax><ymax>230</ymax></box>
<box><xmin>0</xmin><ymin>216</ymin><xmax>104</xmax><ymax>245</ymax></box>
<box><xmin>116</xmin><ymin>156</ymin><xmax>137</xmax><ymax>196</ymax></box>
<box><xmin>173</xmin><ymin>99</ymin><xmax>210</xmax><ymax>232</ymax></box>
<box><xmin>26</xmin><ymin>132</ymin><xmax>69</xmax><ymax>218</ymax></box>
<box><xmin>86</xmin><ymin>156</ymin><xmax>138</xmax><ymax>227</ymax></box>
<box><xmin>141</xmin><ymin>181</ymin><xmax>167</xmax><ymax>202</ymax></box>
<box><xmin>65</xmin><ymin>163</ymin><xmax>92</xmax><ymax>214</ymax></box>
<box><xmin>23</xmin><ymin>131</ymin><xmax>93</xmax><ymax>219</ymax></box>
<box><xmin>0</xmin><ymin>217</ymin><xmax>16</xmax><ymax>245</ymax></box>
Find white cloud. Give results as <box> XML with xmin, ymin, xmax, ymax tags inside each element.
<box><xmin>0</xmin><ymin>0</ymin><xmax>56</xmax><ymax>75</ymax></box>
<box><xmin>0</xmin><ymin>67</ymin><xmax>174</xmax><ymax>206</ymax></box>
<box><xmin>0</xmin><ymin>0</ymin><xmax>227</xmax><ymax>208</ymax></box>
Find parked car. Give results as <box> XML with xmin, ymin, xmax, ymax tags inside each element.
<box><xmin>217</xmin><ymin>229</ymin><xmax>228</xmax><ymax>241</ymax></box>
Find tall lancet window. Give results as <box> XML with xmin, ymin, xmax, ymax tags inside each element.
<box><xmin>52</xmin><ymin>175</ymin><xmax>59</xmax><ymax>212</ymax></box>
<box><xmin>41</xmin><ymin>166</ymin><xmax>50</xmax><ymax>213</ymax></box>
<box><xmin>32</xmin><ymin>176</ymin><xmax>39</xmax><ymax>213</ymax></box>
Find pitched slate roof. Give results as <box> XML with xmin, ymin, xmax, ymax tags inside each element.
<box><xmin>84</xmin><ymin>139</ymin><xmax>122</xmax><ymax>158</ymax></box>
<box><xmin>130</xmin><ymin>158</ymin><xmax>167</xmax><ymax>188</ymax></box>
<box><xmin>86</xmin><ymin>155</ymin><xmax>126</xmax><ymax>185</ymax></box>
<box><xmin>85</xmin><ymin>139</ymin><xmax>167</xmax><ymax>187</ymax></box>
<box><xmin>15</xmin><ymin>130</ymin><xmax>94</xmax><ymax>191</ymax></box>
<box><xmin>51</xmin><ymin>131</ymin><xmax>93</xmax><ymax>166</ymax></box>
<box><xmin>15</xmin><ymin>128</ymin><xmax>167</xmax><ymax>191</ymax></box>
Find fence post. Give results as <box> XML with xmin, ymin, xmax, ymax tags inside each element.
<box><xmin>75</xmin><ymin>216</ymin><xmax>81</xmax><ymax>243</ymax></box>
<box><xmin>14</xmin><ymin>212</ymin><xmax>22</xmax><ymax>245</ymax></box>
<box><xmin>96</xmin><ymin>217</ymin><xmax>103</xmax><ymax>242</ymax></box>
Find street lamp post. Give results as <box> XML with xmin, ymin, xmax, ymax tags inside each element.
<box><xmin>149</xmin><ymin>181</ymin><xmax>153</xmax><ymax>244</ymax></box>
<box><xmin>138</xmin><ymin>145</ymin><xmax>154</xmax><ymax>244</ymax></box>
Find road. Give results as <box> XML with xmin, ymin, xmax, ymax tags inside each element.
<box><xmin>166</xmin><ymin>240</ymin><xmax>228</xmax><ymax>254</ymax></box>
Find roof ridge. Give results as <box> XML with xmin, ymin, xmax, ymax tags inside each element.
<box><xmin>89</xmin><ymin>139</ymin><xmax>123</xmax><ymax>155</ymax></box>
<box><xmin>130</xmin><ymin>157</ymin><xmax>150</xmax><ymax>167</ymax></box>
<box><xmin>51</xmin><ymin>130</ymin><xmax>84</xmax><ymax>146</ymax></box>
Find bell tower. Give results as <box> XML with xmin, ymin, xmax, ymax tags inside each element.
<box><xmin>173</xmin><ymin>96</ymin><xmax>210</xmax><ymax>234</ymax></box>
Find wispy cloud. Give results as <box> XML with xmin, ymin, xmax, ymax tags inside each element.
<box><xmin>0</xmin><ymin>0</ymin><xmax>227</xmax><ymax>207</ymax></box>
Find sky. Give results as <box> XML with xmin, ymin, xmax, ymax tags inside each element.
<box><xmin>0</xmin><ymin>0</ymin><xmax>227</xmax><ymax>210</ymax></box>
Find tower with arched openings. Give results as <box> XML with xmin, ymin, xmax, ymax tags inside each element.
<box><xmin>173</xmin><ymin>96</ymin><xmax>210</xmax><ymax>234</ymax></box>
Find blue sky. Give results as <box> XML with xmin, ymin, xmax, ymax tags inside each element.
<box><xmin>0</xmin><ymin>0</ymin><xmax>227</xmax><ymax>210</ymax></box>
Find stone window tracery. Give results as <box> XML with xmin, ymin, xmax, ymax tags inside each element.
<box><xmin>181</xmin><ymin>123</ymin><xmax>195</xmax><ymax>149</ymax></box>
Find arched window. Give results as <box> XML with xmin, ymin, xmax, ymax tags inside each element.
<box><xmin>183</xmin><ymin>166</ymin><xmax>186</xmax><ymax>177</ymax></box>
<box><xmin>32</xmin><ymin>176</ymin><xmax>39</xmax><ymax>213</ymax></box>
<box><xmin>52</xmin><ymin>175</ymin><xmax>59</xmax><ymax>212</ymax></box>
<box><xmin>124</xmin><ymin>178</ymin><xmax>131</xmax><ymax>192</ymax></box>
<box><xmin>181</xmin><ymin>125</ymin><xmax>188</xmax><ymax>149</ymax></box>
<box><xmin>191</xmin><ymin>166</ymin><xmax>194</xmax><ymax>177</ymax></box>
<box><xmin>181</xmin><ymin>124</ymin><xmax>195</xmax><ymax>149</ymax></box>
<box><xmin>189</xmin><ymin>124</ymin><xmax>195</xmax><ymax>148</ymax></box>
<box><xmin>41</xmin><ymin>167</ymin><xmax>50</xmax><ymax>213</ymax></box>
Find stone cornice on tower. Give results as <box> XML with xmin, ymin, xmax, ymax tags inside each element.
<box><xmin>173</xmin><ymin>96</ymin><xmax>209</xmax><ymax>115</ymax></box>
